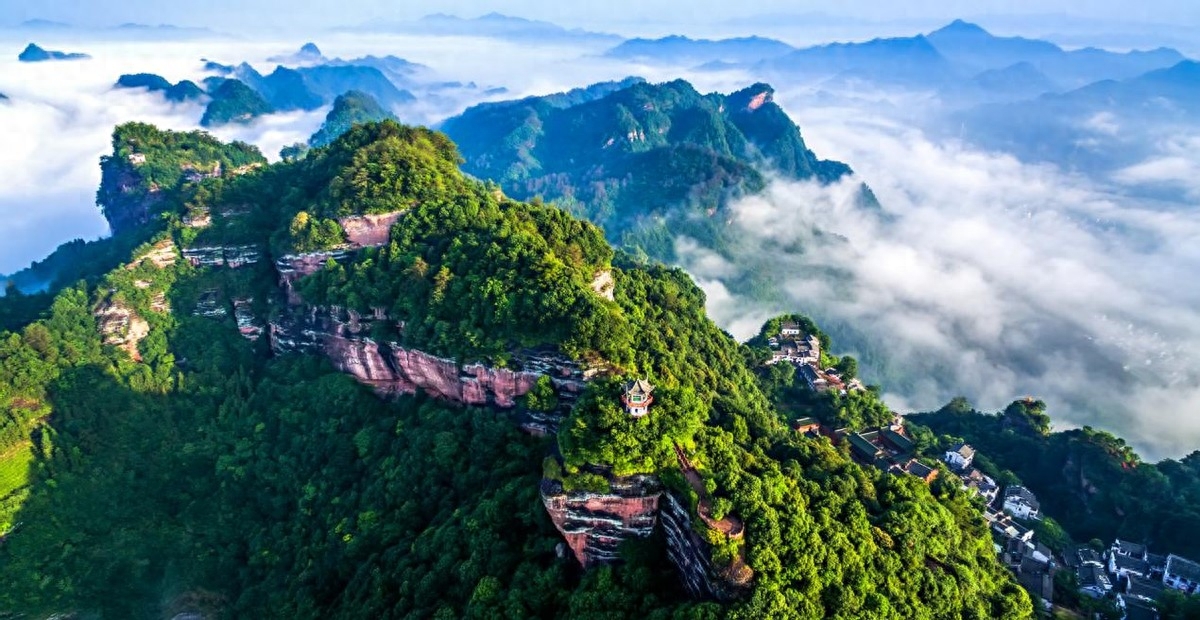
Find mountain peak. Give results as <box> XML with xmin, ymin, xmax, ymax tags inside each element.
<box><xmin>930</xmin><ymin>19</ymin><xmax>991</xmax><ymax>38</ymax></box>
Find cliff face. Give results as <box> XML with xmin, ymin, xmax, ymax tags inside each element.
<box><xmin>98</xmin><ymin>161</ymin><xmax>159</xmax><ymax>235</ymax></box>
<box><xmin>540</xmin><ymin>476</ymin><xmax>663</xmax><ymax>566</ymax></box>
<box><xmin>182</xmin><ymin>245</ymin><xmax>262</xmax><ymax>269</ymax></box>
<box><xmin>269</xmin><ymin>304</ymin><xmax>586</xmax><ymax>427</ymax></box>
<box><xmin>339</xmin><ymin>212</ymin><xmax>404</xmax><ymax>248</ymax></box>
<box><xmin>660</xmin><ymin>491</ymin><xmax>751</xmax><ymax>601</ymax></box>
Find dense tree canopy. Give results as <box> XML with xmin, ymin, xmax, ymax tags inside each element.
<box><xmin>0</xmin><ymin>120</ymin><xmax>1032</xmax><ymax>619</ymax></box>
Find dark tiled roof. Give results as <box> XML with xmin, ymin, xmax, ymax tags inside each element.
<box><xmin>1167</xmin><ymin>554</ymin><xmax>1200</xmax><ymax>582</ymax></box>
<box><xmin>1113</xmin><ymin>553</ymin><xmax>1150</xmax><ymax>575</ymax></box>
<box><xmin>1114</xmin><ymin>539</ymin><xmax>1148</xmax><ymax>558</ymax></box>
<box><xmin>1004</xmin><ymin>485</ymin><xmax>1040</xmax><ymax>510</ymax></box>
<box><xmin>950</xmin><ymin>442</ymin><xmax>975</xmax><ymax>459</ymax></box>
<box><xmin>1077</xmin><ymin>564</ymin><xmax>1111</xmax><ymax>589</ymax></box>
<box><xmin>623</xmin><ymin>379</ymin><xmax>655</xmax><ymax>397</ymax></box>
<box><xmin>905</xmin><ymin>460</ymin><xmax>936</xmax><ymax>479</ymax></box>
<box><xmin>1147</xmin><ymin>553</ymin><xmax>1167</xmax><ymax>569</ymax></box>
<box><xmin>882</xmin><ymin>428</ymin><xmax>915</xmax><ymax>454</ymax></box>
<box><xmin>1128</xmin><ymin>575</ymin><xmax>1166</xmax><ymax>600</ymax></box>
<box><xmin>1123</xmin><ymin>598</ymin><xmax>1159</xmax><ymax>620</ymax></box>
<box><xmin>848</xmin><ymin>434</ymin><xmax>881</xmax><ymax>460</ymax></box>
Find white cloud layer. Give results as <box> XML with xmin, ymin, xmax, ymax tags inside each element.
<box><xmin>682</xmin><ymin>107</ymin><xmax>1200</xmax><ymax>460</ymax></box>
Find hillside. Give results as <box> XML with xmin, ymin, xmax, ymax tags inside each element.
<box><xmin>200</xmin><ymin>79</ymin><xmax>274</xmax><ymax>127</ymax></box>
<box><xmin>910</xmin><ymin>398</ymin><xmax>1200</xmax><ymax>560</ymax></box>
<box><xmin>0</xmin><ymin>121</ymin><xmax>1030</xmax><ymax>618</ymax></box>
<box><xmin>17</xmin><ymin>42</ymin><xmax>89</xmax><ymax>62</ymax></box>
<box><xmin>308</xmin><ymin>90</ymin><xmax>397</xmax><ymax>148</ymax></box>
<box><xmin>442</xmin><ymin>79</ymin><xmax>867</xmax><ymax>264</ymax></box>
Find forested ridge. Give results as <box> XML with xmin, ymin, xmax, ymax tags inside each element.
<box><xmin>0</xmin><ymin>120</ymin><xmax>1031</xmax><ymax>618</ymax></box>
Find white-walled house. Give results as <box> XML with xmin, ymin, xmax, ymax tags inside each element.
<box><xmin>943</xmin><ymin>443</ymin><xmax>976</xmax><ymax>471</ymax></box>
<box><xmin>1164</xmin><ymin>554</ymin><xmax>1200</xmax><ymax>594</ymax></box>
<box><xmin>1003</xmin><ymin>486</ymin><xmax>1041</xmax><ymax>520</ymax></box>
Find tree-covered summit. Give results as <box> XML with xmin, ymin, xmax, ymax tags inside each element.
<box><xmin>0</xmin><ymin>120</ymin><xmax>1032</xmax><ymax>619</ymax></box>
<box><xmin>441</xmin><ymin>79</ymin><xmax>863</xmax><ymax>258</ymax></box>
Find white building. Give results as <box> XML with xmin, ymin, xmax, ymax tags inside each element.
<box><xmin>1003</xmin><ymin>486</ymin><xmax>1041</xmax><ymax>520</ymax></box>
<box><xmin>780</xmin><ymin>322</ymin><xmax>801</xmax><ymax>336</ymax></box>
<box><xmin>1164</xmin><ymin>554</ymin><xmax>1200</xmax><ymax>594</ymax></box>
<box><xmin>943</xmin><ymin>443</ymin><xmax>976</xmax><ymax>471</ymax></box>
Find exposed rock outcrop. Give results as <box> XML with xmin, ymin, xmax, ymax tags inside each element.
<box><xmin>660</xmin><ymin>492</ymin><xmax>752</xmax><ymax>601</ymax></box>
<box><xmin>274</xmin><ymin>250</ymin><xmax>351</xmax><ymax>302</ymax></box>
<box><xmin>96</xmin><ymin>301</ymin><xmax>150</xmax><ymax>361</ymax></box>
<box><xmin>590</xmin><ymin>270</ymin><xmax>615</xmax><ymax>301</ymax></box>
<box><xmin>232</xmin><ymin>298</ymin><xmax>263</xmax><ymax>341</ymax></box>
<box><xmin>541</xmin><ymin>475</ymin><xmax>663</xmax><ymax>566</ymax></box>
<box><xmin>182</xmin><ymin>244</ymin><xmax>262</xmax><ymax>268</ymax></box>
<box><xmin>269</xmin><ymin>305</ymin><xmax>587</xmax><ymax>423</ymax></box>
<box><xmin>339</xmin><ymin>211</ymin><xmax>404</xmax><ymax>248</ymax></box>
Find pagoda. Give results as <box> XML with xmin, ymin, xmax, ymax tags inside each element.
<box><xmin>621</xmin><ymin>379</ymin><xmax>655</xmax><ymax>417</ymax></box>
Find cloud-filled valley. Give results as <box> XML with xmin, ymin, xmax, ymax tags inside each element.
<box><xmin>682</xmin><ymin>106</ymin><xmax>1200</xmax><ymax>459</ymax></box>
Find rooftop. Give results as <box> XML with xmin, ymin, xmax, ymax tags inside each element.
<box><xmin>623</xmin><ymin>379</ymin><xmax>655</xmax><ymax>397</ymax></box>
<box><xmin>1113</xmin><ymin>553</ymin><xmax>1150</xmax><ymax>575</ymax></box>
<box><xmin>949</xmin><ymin>442</ymin><xmax>975</xmax><ymax>459</ymax></box>
<box><xmin>1167</xmin><ymin>554</ymin><xmax>1200</xmax><ymax>582</ymax></box>
<box><xmin>1127</xmin><ymin>574</ymin><xmax>1165</xmax><ymax>600</ymax></box>
<box><xmin>1004</xmin><ymin>485</ymin><xmax>1040</xmax><ymax>510</ymax></box>
<box><xmin>1114</xmin><ymin>538</ymin><xmax>1148</xmax><ymax>558</ymax></box>
<box><xmin>1077</xmin><ymin>564</ymin><xmax>1111</xmax><ymax>590</ymax></box>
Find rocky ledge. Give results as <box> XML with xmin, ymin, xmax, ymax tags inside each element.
<box><xmin>270</xmin><ymin>305</ymin><xmax>587</xmax><ymax>424</ymax></box>
<box><xmin>541</xmin><ymin>475</ymin><xmax>663</xmax><ymax>566</ymax></box>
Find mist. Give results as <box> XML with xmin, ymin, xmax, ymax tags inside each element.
<box><xmin>679</xmin><ymin>103</ymin><xmax>1200</xmax><ymax>460</ymax></box>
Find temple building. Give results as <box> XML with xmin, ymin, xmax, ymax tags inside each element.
<box><xmin>621</xmin><ymin>379</ymin><xmax>655</xmax><ymax>417</ymax></box>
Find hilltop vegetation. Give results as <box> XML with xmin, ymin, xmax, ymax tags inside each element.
<box><xmin>308</xmin><ymin>90</ymin><xmax>397</xmax><ymax>148</ymax></box>
<box><xmin>200</xmin><ymin>79</ymin><xmax>274</xmax><ymax>127</ymax></box>
<box><xmin>442</xmin><ymin>79</ymin><xmax>866</xmax><ymax>263</ymax></box>
<box><xmin>0</xmin><ymin>121</ymin><xmax>1030</xmax><ymax>618</ymax></box>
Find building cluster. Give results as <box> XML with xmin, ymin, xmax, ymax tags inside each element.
<box><xmin>942</xmin><ymin>442</ymin><xmax>1199</xmax><ymax>618</ymax></box>
<box><xmin>802</xmin><ymin>416</ymin><xmax>939</xmax><ymax>484</ymax></box>
<box><xmin>1064</xmin><ymin>538</ymin><xmax>1200</xmax><ymax>619</ymax></box>
<box><xmin>767</xmin><ymin>323</ymin><xmax>864</xmax><ymax>395</ymax></box>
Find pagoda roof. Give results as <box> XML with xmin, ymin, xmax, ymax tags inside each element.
<box><xmin>623</xmin><ymin>379</ymin><xmax>655</xmax><ymax>396</ymax></box>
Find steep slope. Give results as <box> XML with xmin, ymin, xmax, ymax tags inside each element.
<box><xmin>910</xmin><ymin>398</ymin><xmax>1200</xmax><ymax>560</ymax></box>
<box><xmin>200</xmin><ymin>79</ymin><xmax>274</xmax><ymax>127</ymax></box>
<box><xmin>309</xmin><ymin>91</ymin><xmax>397</xmax><ymax>148</ymax></box>
<box><xmin>0</xmin><ymin>121</ymin><xmax>1030</xmax><ymax>619</ymax></box>
<box><xmin>442</xmin><ymin>79</ymin><xmax>864</xmax><ymax>263</ymax></box>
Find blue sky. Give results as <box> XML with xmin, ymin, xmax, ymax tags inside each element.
<box><xmin>4</xmin><ymin>0</ymin><xmax>1198</xmax><ymax>32</ymax></box>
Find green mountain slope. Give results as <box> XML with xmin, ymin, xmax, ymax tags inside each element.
<box><xmin>441</xmin><ymin>79</ymin><xmax>867</xmax><ymax>264</ymax></box>
<box><xmin>0</xmin><ymin>121</ymin><xmax>1029</xmax><ymax>619</ymax></box>
<box><xmin>200</xmin><ymin>79</ymin><xmax>274</xmax><ymax>127</ymax></box>
<box><xmin>308</xmin><ymin>90</ymin><xmax>397</xmax><ymax>148</ymax></box>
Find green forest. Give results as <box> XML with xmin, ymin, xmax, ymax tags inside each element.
<box><xmin>910</xmin><ymin>398</ymin><xmax>1200</xmax><ymax>561</ymax></box>
<box><xmin>0</xmin><ymin>120</ymin><xmax>1037</xmax><ymax>618</ymax></box>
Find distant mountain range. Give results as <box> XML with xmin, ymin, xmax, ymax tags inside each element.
<box><xmin>344</xmin><ymin>12</ymin><xmax>621</xmax><ymax>43</ymax></box>
<box><xmin>955</xmin><ymin>59</ymin><xmax>1200</xmax><ymax>179</ymax></box>
<box><xmin>10</xmin><ymin>19</ymin><xmax>225</xmax><ymax>39</ymax></box>
<box><xmin>17</xmin><ymin>43</ymin><xmax>89</xmax><ymax>62</ymax></box>
<box><xmin>602</xmin><ymin>20</ymin><xmax>1190</xmax><ymax>110</ymax></box>
<box><xmin>605</xmin><ymin>35</ymin><xmax>794</xmax><ymax>65</ymax></box>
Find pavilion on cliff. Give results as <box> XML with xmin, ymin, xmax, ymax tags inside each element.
<box><xmin>621</xmin><ymin>379</ymin><xmax>655</xmax><ymax>417</ymax></box>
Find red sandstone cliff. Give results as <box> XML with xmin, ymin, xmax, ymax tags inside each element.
<box><xmin>540</xmin><ymin>476</ymin><xmax>662</xmax><ymax>566</ymax></box>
